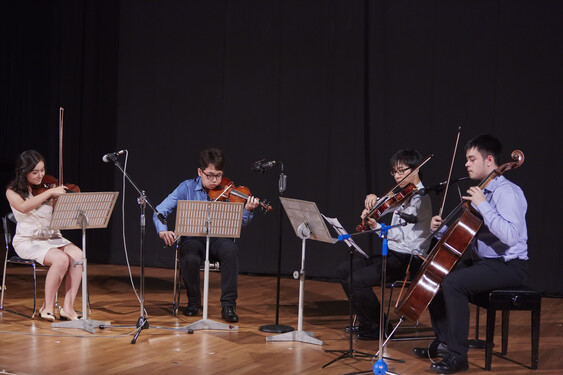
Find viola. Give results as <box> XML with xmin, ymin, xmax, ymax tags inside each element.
<box><xmin>207</xmin><ymin>177</ymin><xmax>273</xmax><ymax>213</ymax></box>
<box><xmin>356</xmin><ymin>183</ymin><xmax>418</xmax><ymax>232</ymax></box>
<box><xmin>395</xmin><ymin>150</ymin><xmax>525</xmax><ymax>322</ymax></box>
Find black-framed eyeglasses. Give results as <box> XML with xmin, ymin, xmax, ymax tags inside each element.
<box><xmin>201</xmin><ymin>170</ymin><xmax>223</xmax><ymax>181</ymax></box>
<box><xmin>390</xmin><ymin>167</ymin><xmax>411</xmax><ymax>176</ymax></box>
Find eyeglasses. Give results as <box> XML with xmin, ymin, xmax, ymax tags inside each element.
<box><xmin>201</xmin><ymin>170</ymin><xmax>223</xmax><ymax>181</ymax></box>
<box><xmin>390</xmin><ymin>167</ymin><xmax>411</xmax><ymax>176</ymax></box>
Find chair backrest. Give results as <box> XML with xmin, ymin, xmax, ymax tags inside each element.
<box><xmin>2</xmin><ymin>213</ymin><xmax>18</xmax><ymax>261</ymax></box>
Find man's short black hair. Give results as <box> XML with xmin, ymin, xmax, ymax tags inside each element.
<box><xmin>464</xmin><ymin>134</ymin><xmax>502</xmax><ymax>165</ymax></box>
<box><xmin>390</xmin><ymin>149</ymin><xmax>422</xmax><ymax>170</ymax></box>
<box><xmin>199</xmin><ymin>147</ymin><xmax>225</xmax><ymax>170</ymax></box>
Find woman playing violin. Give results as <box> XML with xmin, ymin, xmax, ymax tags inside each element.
<box><xmin>5</xmin><ymin>150</ymin><xmax>83</xmax><ymax>321</ymax></box>
<box><xmin>337</xmin><ymin>149</ymin><xmax>433</xmax><ymax>340</ymax></box>
<box><xmin>413</xmin><ymin>135</ymin><xmax>529</xmax><ymax>374</ymax></box>
<box><xmin>153</xmin><ymin>147</ymin><xmax>259</xmax><ymax>323</ymax></box>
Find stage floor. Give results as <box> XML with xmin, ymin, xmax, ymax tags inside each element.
<box><xmin>0</xmin><ymin>264</ymin><xmax>561</xmax><ymax>374</ymax></box>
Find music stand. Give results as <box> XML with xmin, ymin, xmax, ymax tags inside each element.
<box><xmin>49</xmin><ymin>192</ymin><xmax>118</xmax><ymax>334</ymax></box>
<box><xmin>266</xmin><ymin>197</ymin><xmax>335</xmax><ymax>346</ymax></box>
<box><xmin>174</xmin><ymin>200</ymin><xmax>244</xmax><ymax>331</ymax></box>
<box><xmin>321</xmin><ymin>215</ymin><xmax>374</xmax><ymax>367</ymax></box>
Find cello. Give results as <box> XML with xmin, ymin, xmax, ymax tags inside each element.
<box><xmin>395</xmin><ymin>149</ymin><xmax>525</xmax><ymax>322</ymax></box>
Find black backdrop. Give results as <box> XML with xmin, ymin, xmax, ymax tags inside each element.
<box><xmin>2</xmin><ymin>1</ymin><xmax>561</xmax><ymax>296</ymax></box>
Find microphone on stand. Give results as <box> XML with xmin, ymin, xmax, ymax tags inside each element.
<box><xmin>395</xmin><ymin>210</ymin><xmax>418</xmax><ymax>224</ymax></box>
<box><xmin>418</xmin><ymin>176</ymin><xmax>470</xmax><ymax>196</ymax></box>
<box><xmin>102</xmin><ymin>150</ymin><xmax>125</xmax><ymax>163</ymax></box>
<box><xmin>252</xmin><ymin>159</ymin><xmax>277</xmax><ymax>174</ymax></box>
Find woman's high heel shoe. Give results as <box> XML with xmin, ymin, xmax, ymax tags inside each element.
<box><xmin>38</xmin><ymin>307</ymin><xmax>56</xmax><ymax>322</ymax></box>
<box><xmin>59</xmin><ymin>307</ymin><xmax>81</xmax><ymax>321</ymax></box>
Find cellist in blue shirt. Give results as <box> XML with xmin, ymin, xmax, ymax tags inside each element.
<box><xmin>413</xmin><ymin>134</ymin><xmax>529</xmax><ymax>374</ymax></box>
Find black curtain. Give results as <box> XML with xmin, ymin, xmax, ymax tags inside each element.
<box><xmin>2</xmin><ymin>0</ymin><xmax>561</xmax><ymax>296</ymax></box>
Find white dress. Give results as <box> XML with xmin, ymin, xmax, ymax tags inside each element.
<box><xmin>11</xmin><ymin>195</ymin><xmax>71</xmax><ymax>265</ymax></box>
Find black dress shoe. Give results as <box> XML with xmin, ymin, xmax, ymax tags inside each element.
<box><xmin>413</xmin><ymin>340</ymin><xmax>449</xmax><ymax>359</ymax></box>
<box><xmin>357</xmin><ymin>329</ymin><xmax>379</xmax><ymax>340</ymax></box>
<box><xmin>183</xmin><ymin>305</ymin><xmax>199</xmax><ymax>316</ymax></box>
<box><xmin>429</xmin><ymin>354</ymin><xmax>468</xmax><ymax>374</ymax></box>
<box><xmin>344</xmin><ymin>325</ymin><xmax>359</xmax><ymax>333</ymax></box>
<box><xmin>221</xmin><ymin>306</ymin><xmax>239</xmax><ymax>323</ymax></box>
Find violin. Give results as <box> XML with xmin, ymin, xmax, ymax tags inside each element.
<box><xmin>356</xmin><ymin>154</ymin><xmax>433</xmax><ymax>232</ymax></box>
<box><xmin>207</xmin><ymin>177</ymin><xmax>273</xmax><ymax>213</ymax></box>
<box><xmin>31</xmin><ymin>175</ymin><xmax>80</xmax><ymax>196</ymax></box>
<box><xmin>356</xmin><ymin>183</ymin><xmax>417</xmax><ymax>232</ymax></box>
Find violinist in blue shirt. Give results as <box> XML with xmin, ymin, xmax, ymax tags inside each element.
<box><xmin>153</xmin><ymin>147</ymin><xmax>259</xmax><ymax>323</ymax></box>
<box><xmin>413</xmin><ymin>134</ymin><xmax>529</xmax><ymax>374</ymax></box>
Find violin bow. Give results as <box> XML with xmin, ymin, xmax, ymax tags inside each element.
<box><xmin>59</xmin><ymin>107</ymin><xmax>64</xmax><ymax>186</ymax></box>
<box><xmin>211</xmin><ymin>183</ymin><xmax>233</xmax><ymax>202</ymax></box>
<box><xmin>362</xmin><ymin>154</ymin><xmax>433</xmax><ymax>223</ymax></box>
<box><xmin>438</xmin><ymin>127</ymin><xmax>461</xmax><ymax>217</ymax></box>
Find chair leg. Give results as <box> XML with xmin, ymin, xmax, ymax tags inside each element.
<box><xmin>32</xmin><ymin>263</ymin><xmax>38</xmax><ymax>318</ymax></box>
<box><xmin>385</xmin><ymin>283</ymin><xmax>395</xmax><ymax>337</ymax></box>
<box><xmin>501</xmin><ymin>310</ymin><xmax>509</xmax><ymax>355</ymax></box>
<box><xmin>475</xmin><ymin>305</ymin><xmax>480</xmax><ymax>340</ymax></box>
<box><xmin>172</xmin><ymin>245</ymin><xmax>181</xmax><ymax>316</ymax></box>
<box><xmin>1</xmin><ymin>254</ymin><xmax>8</xmax><ymax>309</ymax></box>
<box><xmin>532</xmin><ymin>309</ymin><xmax>540</xmax><ymax>370</ymax></box>
<box><xmin>485</xmin><ymin>307</ymin><xmax>496</xmax><ymax>371</ymax></box>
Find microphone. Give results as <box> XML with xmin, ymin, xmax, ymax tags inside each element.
<box><xmin>252</xmin><ymin>159</ymin><xmax>277</xmax><ymax>174</ymax></box>
<box><xmin>102</xmin><ymin>150</ymin><xmax>125</xmax><ymax>163</ymax></box>
<box><xmin>418</xmin><ymin>176</ymin><xmax>470</xmax><ymax>196</ymax></box>
<box><xmin>395</xmin><ymin>210</ymin><xmax>418</xmax><ymax>224</ymax></box>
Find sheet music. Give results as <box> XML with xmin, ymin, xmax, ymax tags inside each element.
<box><xmin>321</xmin><ymin>214</ymin><xmax>369</xmax><ymax>259</ymax></box>
<box><xmin>175</xmin><ymin>200</ymin><xmax>244</xmax><ymax>238</ymax></box>
<box><xmin>49</xmin><ymin>192</ymin><xmax>118</xmax><ymax>230</ymax></box>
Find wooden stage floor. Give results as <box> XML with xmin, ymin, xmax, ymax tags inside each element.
<box><xmin>0</xmin><ymin>264</ymin><xmax>561</xmax><ymax>374</ymax></box>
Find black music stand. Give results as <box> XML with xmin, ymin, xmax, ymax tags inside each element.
<box><xmin>266</xmin><ymin>197</ymin><xmax>335</xmax><ymax>345</ymax></box>
<box><xmin>49</xmin><ymin>192</ymin><xmax>118</xmax><ymax>334</ymax></box>
<box><xmin>321</xmin><ymin>215</ymin><xmax>374</xmax><ymax>367</ymax></box>
<box><xmin>343</xmin><ymin>222</ymin><xmax>408</xmax><ymax>375</ymax></box>
<box><xmin>175</xmin><ymin>200</ymin><xmax>244</xmax><ymax>331</ymax></box>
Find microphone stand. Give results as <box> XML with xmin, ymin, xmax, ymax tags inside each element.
<box><xmin>323</xmin><ymin>244</ymin><xmax>374</xmax><ymax>367</ymax></box>
<box><xmin>259</xmin><ymin>162</ymin><xmax>294</xmax><ymax>333</ymax></box>
<box><xmin>105</xmin><ymin>155</ymin><xmax>193</xmax><ymax>344</ymax></box>
<box><xmin>340</xmin><ymin>222</ymin><xmax>409</xmax><ymax>375</ymax></box>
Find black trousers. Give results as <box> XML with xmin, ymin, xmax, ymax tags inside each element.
<box><xmin>337</xmin><ymin>250</ymin><xmax>421</xmax><ymax>329</ymax></box>
<box><xmin>179</xmin><ymin>237</ymin><xmax>239</xmax><ymax>308</ymax></box>
<box><xmin>428</xmin><ymin>256</ymin><xmax>528</xmax><ymax>361</ymax></box>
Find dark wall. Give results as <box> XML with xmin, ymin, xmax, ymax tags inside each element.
<box><xmin>2</xmin><ymin>1</ymin><xmax>562</xmax><ymax>296</ymax></box>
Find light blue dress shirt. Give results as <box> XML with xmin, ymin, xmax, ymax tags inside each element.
<box><xmin>435</xmin><ymin>175</ymin><xmax>528</xmax><ymax>261</ymax></box>
<box><xmin>153</xmin><ymin>176</ymin><xmax>254</xmax><ymax>234</ymax></box>
<box><xmin>471</xmin><ymin>175</ymin><xmax>528</xmax><ymax>261</ymax></box>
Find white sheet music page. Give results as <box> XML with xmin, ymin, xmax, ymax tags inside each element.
<box><xmin>321</xmin><ymin>214</ymin><xmax>369</xmax><ymax>259</ymax></box>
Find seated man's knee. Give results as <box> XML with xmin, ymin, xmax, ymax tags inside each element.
<box><xmin>181</xmin><ymin>252</ymin><xmax>202</xmax><ymax>267</ymax></box>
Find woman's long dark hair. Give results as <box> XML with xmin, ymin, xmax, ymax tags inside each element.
<box><xmin>6</xmin><ymin>150</ymin><xmax>46</xmax><ymax>200</ymax></box>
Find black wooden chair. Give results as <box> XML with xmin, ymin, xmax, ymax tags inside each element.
<box><xmin>470</xmin><ymin>287</ymin><xmax>541</xmax><ymax>370</ymax></box>
<box><xmin>1</xmin><ymin>213</ymin><xmax>49</xmax><ymax>318</ymax></box>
